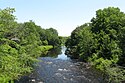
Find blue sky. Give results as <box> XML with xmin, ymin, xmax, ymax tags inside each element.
<box><xmin>0</xmin><ymin>0</ymin><xmax>125</xmax><ymax>36</ymax></box>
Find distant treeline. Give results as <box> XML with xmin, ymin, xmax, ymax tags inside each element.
<box><xmin>0</xmin><ymin>7</ymin><xmax>63</xmax><ymax>82</ymax></box>
<box><xmin>65</xmin><ymin>7</ymin><xmax>125</xmax><ymax>82</ymax></box>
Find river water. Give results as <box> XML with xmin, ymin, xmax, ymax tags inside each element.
<box><xmin>16</xmin><ymin>46</ymin><xmax>105</xmax><ymax>83</ymax></box>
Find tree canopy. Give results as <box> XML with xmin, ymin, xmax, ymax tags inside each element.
<box><xmin>0</xmin><ymin>7</ymin><xmax>61</xmax><ymax>82</ymax></box>
<box><xmin>66</xmin><ymin>7</ymin><xmax>125</xmax><ymax>82</ymax></box>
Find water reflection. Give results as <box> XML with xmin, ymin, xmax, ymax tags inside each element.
<box><xmin>56</xmin><ymin>46</ymin><xmax>70</xmax><ymax>60</ymax></box>
<box><xmin>46</xmin><ymin>46</ymin><xmax>70</xmax><ymax>60</ymax></box>
<box><xmin>46</xmin><ymin>46</ymin><xmax>62</xmax><ymax>58</ymax></box>
<box><xmin>15</xmin><ymin>46</ymin><xmax>105</xmax><ymax>83</ymax></box>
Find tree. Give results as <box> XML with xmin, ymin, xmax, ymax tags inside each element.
<box><xmin>91</xmin><ymin>7</ymin><xmax>125</xmax><ymax>65</ymax></box>
<box><xmin>91</xmin><ymin>7</ymin><xmax>125</xmax><ymax>34</ymax></box>
<box><xmin>0</xmin><ymin>7</ymin><xmax>17</xmax><ymax>39</ymax></box>
<box><xmin>46</xmin><ymin>28</ymin><xmax>60</xmax><ymax>47</ymax></box>
<box><xmin>66</xmin><ymin>7</ymin><xmax>125</xmax><ymax>82</ymax></box>
<box><xmin>0</xmin><ymin>8</ymin><xmax>57</xmax><ymax>82</ymax></box>
<box><xmin>0</xmin><ymin>8</ymin><xmax>38</xmax><ymax>82</ymax></box>
<box><xmin>59</xmin><ymin>36</ymin><xmax>68</xmax><ymax>45</ymax></box>
<box><xmin>65</xmin><ymin>23</ymin><xmax>94</xmax><ymax>59</ymax></box>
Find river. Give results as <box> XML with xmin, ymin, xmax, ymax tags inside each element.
<box><xmin>15</xmin><ymin>46</ymin><xmax>105</xmax><ymax>83</ymax></box>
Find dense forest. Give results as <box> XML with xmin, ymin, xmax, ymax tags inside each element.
<box><xmin>65</xmin><ymin>7</ymin><xmax>125</xmax><ymax>82</ymax></box>
<box><xmin>0</xmin><ymin>8</ymin><xmax>62</xmax><ymax>83</ymax></box>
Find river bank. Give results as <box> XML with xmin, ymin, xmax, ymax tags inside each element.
<box><xmin>15</xmin><ymin>46</ymin><xmax>106</xmax><ymax>83</ymax></box>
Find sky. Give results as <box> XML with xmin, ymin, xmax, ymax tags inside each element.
<box><xmin>0</xmin><ymin>0</ymin><xmax>125</xmax><ymax>36</ymax></box>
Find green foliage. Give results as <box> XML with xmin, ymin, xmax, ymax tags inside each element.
<box><xmin>65</xmin><ymin>24</ymin><xmax>88</xmax><ymax>58</ymax></box>
<box><xmin>66</xmin><ymin>7</ymin><xmax>125</xmax><ymax>82</ymax></box>
<box><xmin>88</xmin><ymin>55</ymin><xmax>112</xmax><ymax>71</ymax></box>
<box><xmin>77</xmin><ymin>26</ymin><xmax>95</xmax><ymax>60</ymax></box>
<box><xmin>89</xmin><ymin>55</ymin><xmax>125</xmax><ymax>82</ymax></box>
<box><xmin>91</xmin><ymin>7</ymin><xmax>125</xmax><ymax>33</ymax></box>
<box><xmin>66</xmin><ymin>23</ymin><xmax>95</xmax><ymax>59</ymax></box>
<box><xmin>0</xmin><ymin>7</ymin><xmax>60</xmax><ymax>82</ymax></box>
<box><xmin>17</xmin><ymin>21</ymin><xmax>41</xmax><ymax>46</ymax></box>
<box><xmin>106</xmin><ymin>67</ymin><xmax>125</xmax><ymax>82</ymax></box>
<box><xmin>59</xmin><ymin>36</ymin><xmax>68</xmax><ymax>45</ymax></box>
<box><xmin>30</xmin><ymin>45</ymin><xmax>53</xmax><ymax>57</ymax></box>
<box><xmin>42</xmin><ymin>40</ymin><xmax>48</xmax><ymax>45</ymax></box>
<box><xmin>0</xmin><ymin>39</ymin><xmax>35</xmax><ymax>83</ymax></box>
<box><xmin>45</xmin><ymin>28</ymin><xmax>61</xmax><ymax>47</ymax></box>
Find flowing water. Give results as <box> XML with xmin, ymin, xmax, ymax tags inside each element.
<box><xmin>16</xmin><ymin>46</ymin><xmax>105</xmax><ymax>83</ymax></box>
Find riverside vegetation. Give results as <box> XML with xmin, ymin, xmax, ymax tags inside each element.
<box><xmin>65</xmin><ymin>7</ymin><xmax>125</xmax><ymax>82</ymax></box>
<box><xmin>1</xmin><ymin>7</ymin><xmax>125</xmax><ymax>83</ymax></box>
<box><xmin>0</xmin><ymin>8</ymin><xmax>61</xmax><ymax>83</ymax></box>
